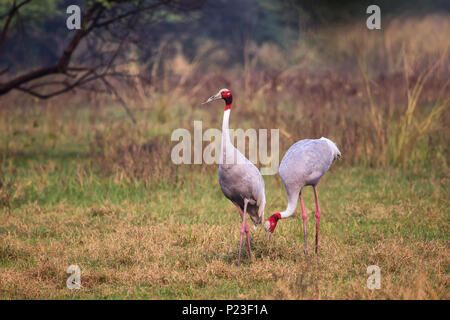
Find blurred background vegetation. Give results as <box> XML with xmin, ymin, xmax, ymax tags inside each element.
<box><xmin>1</xmin><ymin>0</ymin><xmax>449</xmax><ymax>68</ymax></box>
<box><xmin>1</xmin><ymin>0</ymin><xmax>449</xmax><ymax>174</ymax></box>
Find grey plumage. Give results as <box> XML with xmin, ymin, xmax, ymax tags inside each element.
<box><xmin>219</xmin><ymin>156</ymin><xmax>266</xmax><ymax>228</ymax></box>
<box><xmin>264</xmin><ymin>136</ymin><xmax>341</xmax><ymax>254</ymax></box>
<box><xmin>279</xmin><ymin>137</ymin><xmax>341</xmax><ymax>196</ymax></box>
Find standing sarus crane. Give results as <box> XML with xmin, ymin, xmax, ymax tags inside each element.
<box><xmin>264</xmin><ymin>138</ymin><xmax>341</xmax><ymax>254</ymax></box>
<box><xmin>203</xmin><ymin>88</ymin><xmax>266</xmax><ymax>265</ymax></box>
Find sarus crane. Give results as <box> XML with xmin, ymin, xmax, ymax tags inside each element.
<box><xmin>203</xmin><ymin>88</ymin><xmax>266</xmax><ymax>265</ymax></box>
<box><xmin>264</xmin><ymin>138</ymin><xmax>341</xmax><ymax>254</ymax></box>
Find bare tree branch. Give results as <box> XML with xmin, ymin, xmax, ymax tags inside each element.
<box><xmin>0</xmin><ymin>1</ymin><xmax>101</xmax><ymax>95</ymax></box>
<box><xmin>0</xmin><ymin>0</ymin><xmax>32</xmax><ymax>56</ymax></box>
<box><xmin>100</xmin><ymin>76</ymin><xmax>137</xmax><ymax>124</ymax></box>
<box><xmin>0</xmin><ymin>0</ymin><xmax>206</xmax><ymax>110</ymax></box>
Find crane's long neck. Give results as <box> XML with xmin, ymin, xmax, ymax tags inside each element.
<box><xmin>221</xmin><ymin>103</ymin><xmax>233</xmax><ymax>152</ymax></box>
<box><xmin>280</xmin><ymin>189</ymin><xmax>299</xmax><ymax>219</ymax></box>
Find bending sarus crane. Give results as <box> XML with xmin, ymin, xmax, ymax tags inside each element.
<box><xmin>264</xmin><ymin>138</ymin><xmax>341</xmax><ymax>254</ymax></box>
<box><xmin>203</xmin><ymin>88</ymin><xmax>266</xmax><ymax>265</ymax></box>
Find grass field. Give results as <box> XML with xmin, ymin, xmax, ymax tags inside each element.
<box><xmin>0</xmin><ymin>103</ymin><xmax>448</xmax><ymax>299</ymax></box>
<box><xmin>0</xmin><ymin>13</ymin><xmax>449</xmax><ymax>299</ymax></box>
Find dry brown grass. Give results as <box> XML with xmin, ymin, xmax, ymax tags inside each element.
<box><xmin>0</xmin><ymin>194</ymin><xmax>448</xmax><ymax>299</ymax></box>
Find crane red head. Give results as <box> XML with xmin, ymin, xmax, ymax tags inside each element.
<box><xmin>202</xmin><ymin>88</ymin><xmax>232</xmax><ymax>109</ymax></box>
<box><xmin>264</xmin><ymin>213</ymin><xmax>281</xmax><ymax>241</ymax></box>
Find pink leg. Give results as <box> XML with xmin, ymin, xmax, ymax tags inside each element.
<box><xmin>300</xmin><ymin>192</ymin><xmax>308</xmax><ymax>255</ymax></box>
<box><xmin>236</xmin><ymin>204</ymin><xmax>252</xmax><ymax>260</ymax></box>
<box><xmin>313</xmin><ymin>186</ymin><xmax>321</xmax><ymax>254</ymax></box>
<box><xmin>237</xmin><ymin>200</ymin><xmax>251</xmax><ymax>265</ymax></box>
<box><xmin>245</xmin><ymin>222</ymin><xmax>252</xmax><ymax>259</ymax></box>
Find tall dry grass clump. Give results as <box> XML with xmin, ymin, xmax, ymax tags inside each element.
<box><xmin>393</xmin><ymin>51</ymin><xmax>449</xmax><ymax>166</ymax></box>
<box><xmin>139</xmin><ymin>14</ymin><xmax>449</xmax><ymax>170</ymax></box>
<box><xmin>90</xmin><ymin>129</ymin><xmax>179</xmax><ymax>186</ymax></box>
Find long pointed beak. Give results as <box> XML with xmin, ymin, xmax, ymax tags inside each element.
<box><xmin>202</xmin><ymin>93</ymin><xmax>221</xmax><ymax>105</ymax></box>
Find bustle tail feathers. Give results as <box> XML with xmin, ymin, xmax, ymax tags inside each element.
<box><xmin>320</xmin><ymin>137</ymin><xmax>341</xmax><ymax>160</ymax></box>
